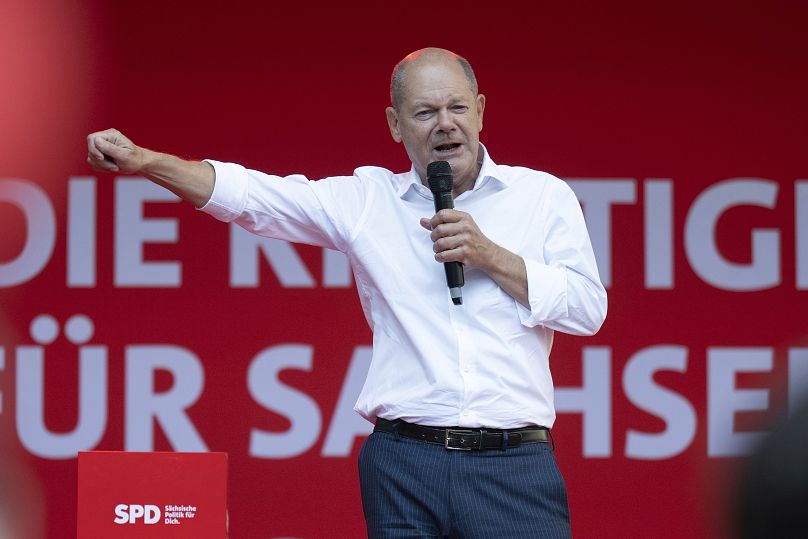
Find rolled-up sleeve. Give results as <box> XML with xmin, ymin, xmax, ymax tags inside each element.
<box><xmin>516</xmin><ymin>178</ymin><xmax>607</xmax><ymax>335</ymax></box>
<box><xmin>198</xmin><ymin>160</ymin><xmax>250</xmax><ymax>222</ymax></box>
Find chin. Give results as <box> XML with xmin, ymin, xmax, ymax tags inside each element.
<box><xmin>448</xmin><ymin>157</ymin><xmax>472</xmax><ymax>175</ymax></box>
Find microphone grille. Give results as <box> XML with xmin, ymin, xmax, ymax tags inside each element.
<box><xmin>427</xmin><ymin>161</ymin><xmax>453</xmax><ymax>193</ymax></box>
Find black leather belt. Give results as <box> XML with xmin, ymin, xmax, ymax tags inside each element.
<box><xmin>374</xmin><ymin>418</ymin><xmax>552</xmax><ymax>451</ymax></box>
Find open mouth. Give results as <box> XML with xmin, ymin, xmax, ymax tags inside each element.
<box><xmin>434</xmin><ymin>143</ymin><xmax>461</xmax><ymax>153</ymax></box>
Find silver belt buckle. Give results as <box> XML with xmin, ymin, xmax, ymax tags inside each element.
<box><xmin>445</xmin><ymin>429</ymin><xmax>476</xmax><ymax>450</ymax></box>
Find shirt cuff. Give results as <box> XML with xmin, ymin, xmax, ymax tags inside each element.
<box><xmin>197</xmin><ymin>159</ymin><xmax>249</xmax><ymax>222</ymax></box>
<box><xmin>516</xmin><ymin>258</ymin><xmax>568</xmax><ymax>327</ymax></box>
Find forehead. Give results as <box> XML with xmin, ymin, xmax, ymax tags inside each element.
<box><xmin>400</xmin><ymin>59</ymin><xmax>473</xmax><ymax>105</ymax></box>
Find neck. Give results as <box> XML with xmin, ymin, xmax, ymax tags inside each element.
<box><xmin>453</xmin><ymin>144</ymin><xmax>484</xmax><ymax>196</ymax></box>
<box><xmin>451</xmin><ymin>166</ymin><xmax>480</xmax><ymax>197</ymax></box>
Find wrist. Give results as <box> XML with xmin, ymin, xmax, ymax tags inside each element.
<box><xmin>485</xmin><ymin>244</ymin><xmax>524</xmax><ymax>279</ymax></box>
<box><xmin>138</xmin><ymin>147</ymin><xmax>159</xmax><ymax>174</ymax></box>
<box><xmin>478</xmin><ymin>240</ymin><xmax>504</xmax><ymax>276</ymax></box>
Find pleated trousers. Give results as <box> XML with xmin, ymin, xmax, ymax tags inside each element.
<box><xmin>358</xmin><ymin>430</ymin><xmax>572</xmax><ymax>538</ymax></box>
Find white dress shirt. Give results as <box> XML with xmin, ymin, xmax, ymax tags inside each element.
<box><xmin>200</xmin><ymin>146</ymin><xmax>606</xmax><ymax>429</ymax></box>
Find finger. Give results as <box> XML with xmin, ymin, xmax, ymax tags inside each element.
<box><xmin>86</xmin><ymin>154</ymin><xmax>119</xmax><ymax>172</ymax></box>
<box><xmin>87</xmin><ymin>134</ymin><xmax>106</xmax><ymax>160</ymax></box>
<box><xmin>435</xmin><ymin>246</ymin><xmax>464</xmax><ymax>264</ymax></box>
<box><xmin>433</xmin><ymin>235</ymin><xmax>462</xmax><ymax>253</ymax></box>
<box><xmin>430</xmin><ymin>222</ymin><xmax>462</xmax><ymax>242</ymax></box>
<box><xmin>100</xmin><ymin>128</ymin><xmax>123</xmax><ymax>143</ymax></box>
<box><xmin>95</xmin><ymin>137</ymin><xmax>128</xmax><ymax>161</ymax></box>
<box><xmin>419</xmin><ymin>217</ymin><xmax>433</xmax><ymax>231</ymax></box>
<box><xmin>87</xmin><ymin>151</ymin><xmax>120</xmax><ymax>171</ymax></box>
<box><xmin>433</xmin><ymin>209</ymin><xmax>462</xmax><ymax>224</ymax></box>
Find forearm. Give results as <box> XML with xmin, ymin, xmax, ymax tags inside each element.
<box><xmin>87</xmin><ymin>128</ymin><xmax>215</xmax><ymax>208</ymax></box>
<box><xmin>140</xmin><ymin>149</ymin><xmax>215</xmax><ymax>208</ymax></box>
<box><xmin>478</xmin><ymin>244</ymin><xmax>529</xmax><ymax>308</ymax></box>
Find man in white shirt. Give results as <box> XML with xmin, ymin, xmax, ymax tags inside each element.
<box><xmin>88</xmin><ymin>47</ymin><xmax>606</xmax><ymax>538</ymax></box>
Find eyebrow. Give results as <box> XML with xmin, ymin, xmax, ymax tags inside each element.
<box><xmin>411</xmin><ymin>96</ymin><xmax>468</xmax><ymax>109</ymax></box>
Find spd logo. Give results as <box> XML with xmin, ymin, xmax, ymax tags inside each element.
<box><xmin>114</xmin><ymin>504</ymin><xmax>161</xmax><ymax>524</ymax></box>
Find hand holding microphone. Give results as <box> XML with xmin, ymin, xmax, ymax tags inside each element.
<box><xmin>424</xmin><ymin>161</ymin><xmax>465</xmax><ymax>305</ymax></box>
<box><xmin>421</xmin><ymin>161</ymin><xmax>505</xmax><ymax>306</ymax></box>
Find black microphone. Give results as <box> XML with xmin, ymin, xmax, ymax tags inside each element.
<box><xmin>427</xmin><ymin>160</ymin><xmax>464</xmax><ymax>305</ymax></box>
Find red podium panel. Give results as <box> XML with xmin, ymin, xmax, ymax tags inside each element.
<box><xmin>77</xmin><ymin>451</ymin><xmax>227</xmax><ymax>538</ymax></box>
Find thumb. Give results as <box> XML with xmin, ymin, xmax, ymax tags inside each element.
<box><xmin>95</xmin><ymin>137</ymin><xmax>129</xmax><ymax>161</ymax></box>
<box><xmin>419</xmin><ymin>217</ymin><xmax>433</xmax><ymax>231</ymax></box>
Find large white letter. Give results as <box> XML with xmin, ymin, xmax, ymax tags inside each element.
<box><xmin>623</xmin><ymin>345</ymin><xmax>696</xmax><ymax>459</ymax></box>
<box><xmin>229</xmin><ymin>224</ymin><xmax>315</xmax><ymax>287</ymax></box>
<box><xmin>707</xmin><ymin>347</ymin><xmax>772</xmax><ymax>456</ymax></box>
<box><xmin>322</xmin><ymin>248</ymin><xmax>353</xmax><ymax>288</ymax></box>
<box><xmin>0</xmin><ymin>179</ymin><xmax>55</xmax><ymax>287</ymax></box>
<box><xmin>797</xmin><ymin>181</ymin><xmax>808</xmax><ymax>289</ymax></box>
<box><xmin>555</xmin><ymin>346</ymin><xmax>612</xmax><ymax>457</ymax></box>
<box><xmin>67</xmin><ymin>177</ymin><xmax>97</xmax><ymax>287</ymax></box>
<box><xmin>322</xmin><ymin>346</ymin><xmax>373</xmax><ymax>456</ymax></box>
<box><xmin>644</xmin><ymin>180</ymin><xmax>674</xmax><ymax>289</ymax></box>
<box><xmin>115</xmin><ymin>179</ymin><xmax>181</xmax><ymax>287</ymax></box>
<box><xmin>0</xmin><ymin>347</ymin><xmax>4</xmax><ymax>414</ymax></box>
<box><xmin>125</xmin><ymin>345</ymin><xmax>207</xmax><ymax>451</ymax></box>
<box><xmin>566</xmin><ymin>180</ymin><xmax>636</xmax><ymax>288</ymax></box>
<box><xmin>685</xmin><ymin>180</ymin><xmax>779</xmax><ymax>290</ymax></box>
<box><xmin>247</xmin><ymin>344</ymin><xmax>321</xmax><ymax>458</ymax></box>
<box><xmin>789</xmin><ymin>348</ymin><xmax>808</xmax><ymax>413</ymax></box>
<box><xmin>16</xmin><ymin>344</ymin><xmax>107</xmax><ymax>459</ymax></box>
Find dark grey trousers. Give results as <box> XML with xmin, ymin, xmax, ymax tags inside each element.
<box><xmin>358</xmin><ymin>429</ymin><xmax>573</xmax><ymax>538</ymax></box>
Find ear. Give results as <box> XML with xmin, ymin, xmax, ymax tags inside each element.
<box><xmin>386</xmin><ymin>106</ymin><xmax>402</xmax><ymax>143</ymax></box>
<box><xmin>476</xmin><ymin>94</ymin><xmax>486</xmax><ymax>132</ymax></box>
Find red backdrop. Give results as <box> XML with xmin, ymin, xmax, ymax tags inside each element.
<box><xmin>1</xmin><ymin>1</ymin><xmax>807</xmax><ymax>538</ymax></box>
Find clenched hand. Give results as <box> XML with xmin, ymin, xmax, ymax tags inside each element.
<box><xmin>86</xmin><ymin>128</ymin><xmax>145</xmax><ymax>173</ymax></box>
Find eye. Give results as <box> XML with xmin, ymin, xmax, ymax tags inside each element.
<box><xmin>451</xmin><ymin>105</ymin><xmax>469</xmax><ymax>113</ymax></box>
<box><xmin>415</xmin><ymin>110</ymin><xmax>435</xmax><ymax>120</ymax></box>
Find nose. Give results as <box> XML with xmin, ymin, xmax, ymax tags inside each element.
<box><xmin>436</xmin><ymin>108</ymin><xmax>455</xmax><ymax>132</ymax></box>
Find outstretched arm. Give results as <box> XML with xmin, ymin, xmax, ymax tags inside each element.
<box><xmin>86</xmin><ymin>128</ymin><xmax>215</xmax><ymax>208</ymax></box>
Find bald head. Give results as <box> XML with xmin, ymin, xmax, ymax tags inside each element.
<box><xmin>390</xmin><ymin>48</ymin><xmax>478</xmax><ymax>110</ymax></box>
<box><xmin>384</xmin><ymin>47</ymin><xmax>486</xmax><ymax>196</ymax></box>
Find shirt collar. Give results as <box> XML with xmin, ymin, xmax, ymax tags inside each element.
<box><xmin>396</xmin><ymin>143</ymin><xmax>510</xmax><ymax>199</ymax></box>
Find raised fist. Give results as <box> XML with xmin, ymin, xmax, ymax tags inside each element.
<box><xmin>86</xmin><ymin>128</ymin><xmax>145</xmax><ymax>173</ymax></box>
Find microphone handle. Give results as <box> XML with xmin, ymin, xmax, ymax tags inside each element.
<box><xmin>444</xmin><ymin>261</ymin><xmax>464</xmax><ymax>305</ymax></box>
<box><xmin>434</xmin><ymin>191</ymin><xmax>455</xmax><ymax>212</ymax></box>
<box><xmin>432</xmin><ymin>192</ymin><xmax>464</xmax><ymax>305</ymax></box>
